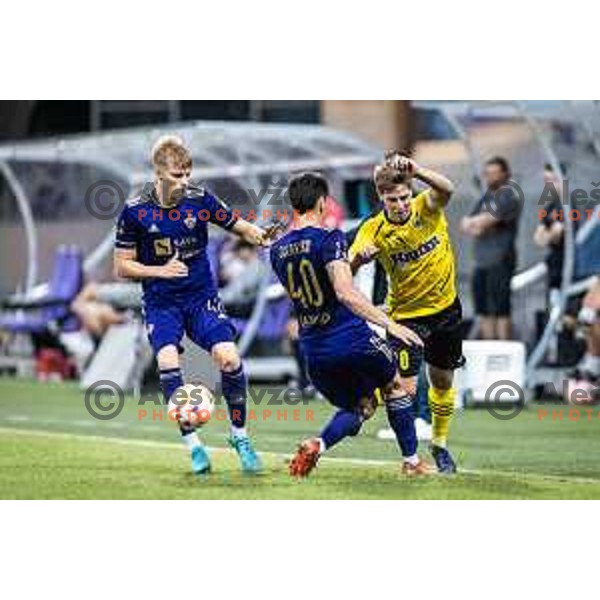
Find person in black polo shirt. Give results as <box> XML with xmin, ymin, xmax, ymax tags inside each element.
<box><xmin>461</xmin><ymin>156</ymin><xmax>520</xmax><ymax>340</ymax></box>
<box><xmin>534</xmin><ymin>163</ymin><xmax>566</xmax><ymax>293</ymax></box>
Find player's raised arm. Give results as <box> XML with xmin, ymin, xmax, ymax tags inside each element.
<box><xmin>385</xmin><ymin>152</ymin><xmax>454</xmax><ymax>210</ymax></box>
<box><xmin>326</xmin><ymin>259</ymin><xmax>422</xmax><ymax>347</ymax></box>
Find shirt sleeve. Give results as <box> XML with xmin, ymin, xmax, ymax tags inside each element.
<box><xmin>470</xmin><ymin>198</ymin><xmax>484</xmax><ymax>217</ymax></box>
<box><xmin>416</xmin><ymin>189</ymin><xmax>438</xmax><ymax>214</ymax></box>
<box><xmin>493</xmin><ymin>188</ymin><xmax>521</xmax><ymax>223</ymax></box>
<box><xmin>204</xmin><ymin>191</ymin><xmax>238</xmax><ymax>230</ymax></box>
<box><xmin>348</xmin><ymin>218</ymin><xmax>376</xmax><ymax>261</ymax></box>
<box><xmin>322</xmin><ymin>229</ymin><xmax>349</xmax><ymax>265</ymax></box>
<box><xmin>115</xmin><ymin>207</ymin><xmax>140</xmax><ymax>250</ymax></box>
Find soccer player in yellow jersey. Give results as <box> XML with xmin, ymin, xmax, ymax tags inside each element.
<box><xmin>349</xmin><ymin>152</ymin><xmax>463</xmax><ymax>473</ymax></box>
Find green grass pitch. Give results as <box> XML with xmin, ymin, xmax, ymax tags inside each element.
<box><xmin>1</xmin><ymin>377</ymin><xmax>600</xmax><ymax>499</ymax></box>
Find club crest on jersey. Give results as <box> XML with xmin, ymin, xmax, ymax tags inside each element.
<box><xmin>154</xmin><ymin>238</ymin><xmax>172</xmax><ymax>257</ymax></box>
<box><xmin>184</xmin><ymin>214</ymin><xmax>197</xmax><ymax>229</ymax></box>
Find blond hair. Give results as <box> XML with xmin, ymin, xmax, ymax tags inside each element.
<box><xmin>373</xmin><ymin>164</ymin><xmax>408</xmax><ymax>195</ymax></box>
<box><xmin>151</xmin><ymin>135</ymin><xmax>192</xmax><ymax>170</ymax></box>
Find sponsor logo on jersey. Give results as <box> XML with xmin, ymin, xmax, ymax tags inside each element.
<box><xmin>391</xmin><ymin>235</ymin><xmax>440</xmax><ymax>266</ymax></box>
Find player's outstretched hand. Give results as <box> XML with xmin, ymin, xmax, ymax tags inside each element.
<box><xmin>257</xmin><ymin>221</ymin><xmax>287</xmax><ymax>247</ymax></box>
<box><xmin>355</xmin><ymin>244</ymin><xmax>380</xmax><ymax>266</ymax></box>
<box><xmin>387</xmin><ymin>322</ymin><xmax>423</xmax><ymax>347</ymax></box>
<box><xmin>159</xmin><ymin>251</ymin><xmax>189</xmax><ymax>278</ymax></box>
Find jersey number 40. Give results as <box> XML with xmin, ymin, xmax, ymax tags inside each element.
<box><xmin>286</xmin><ymin>259</ymin><xmax>324</xmax><ymax>309</ymax></box>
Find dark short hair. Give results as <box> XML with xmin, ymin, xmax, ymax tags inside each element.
<box><xmin>486</xmin><ymin>156</ymin><xmax>511</xmax><ymax>176</ymax></box>
<box><xmin>544</xmin><ymin>162</ymin><xmax>568</xmax><ymax>175</ymax></box>
<box><xmin>288</xmin><ymin>172</ymin><xmax>329</xmax><ymax>214</ymax></box>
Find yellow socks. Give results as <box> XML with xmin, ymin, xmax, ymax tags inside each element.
<box><xmin>428</xmin><ymin>387</ymin><xmax>456</xmax><ymax>448</ymax></box>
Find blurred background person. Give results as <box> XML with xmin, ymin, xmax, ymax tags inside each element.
<box><xmin>533</xmin><ymin>162</ymin><xmax>590</xmax><ymax>370</ymax></box>
<box><xmin>322</xmin><ymin>194</ymin><xmax>345</xmax><ymax>229</ymax></box>
<box><xmin>566</xmin><ymin>279</ymin><xmax>600</xmax><ymax>403</ymax></box>
<box><xmin>65</xmin><ymin>281</ymin><xmax>128</xmax><ymax>373</ymax></box>
<box><xmin>534</xmin><ymin>163</ymin><xmax>566</xmax><ymax>295</ymax></box>
<box><xmin>461</xmin><ymin>157</ymin><xmax>520</xmax><ymax>340</ymax></box>
<box><xmin>220</xmin><ymin>238</ymin><xmax>268</xmax><ymax>319</ymax></box>
<box><xmin>70</xmin><ymin>282</ymin><xmax>127</xmax><ymax>339</ymax></box>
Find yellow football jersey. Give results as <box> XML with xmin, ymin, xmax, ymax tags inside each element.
<box><xmin>349</xmin><ymin>190</ymin><xmax>457</xmax><ymax>320</ymax></box>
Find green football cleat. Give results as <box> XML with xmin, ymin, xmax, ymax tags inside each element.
<box><xmin>228</xmin><ymin>435</ymin><xmax>262</xmax><ymax>474</ymax></box>
<box><xmin>191</xmin><ymin>445</ymin><xmax>211</xmax><ymax>475</ymax></box>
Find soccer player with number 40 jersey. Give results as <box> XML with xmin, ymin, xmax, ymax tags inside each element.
<box><xmin>271</xmin><ymin>173</ymin><xmax>433</xmax><ymax>478</ymax></box>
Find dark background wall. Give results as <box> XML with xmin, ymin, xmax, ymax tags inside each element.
<box><xmin>0</xmin><ymin>101</ymin><xmax>322</xmax><ymax>141</ymax></box>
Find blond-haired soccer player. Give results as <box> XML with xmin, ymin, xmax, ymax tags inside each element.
<box><xmin>349</xmin><ymin>153</ymin><xmax>463</xmax><ymax>473</ymax></box>
<box><xmin>114</xmin><ymin>135</ymin><xmax>271</xmax><ymax>475</ymax></box>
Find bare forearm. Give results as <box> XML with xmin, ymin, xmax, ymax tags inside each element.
<box><xmin>475</xmin><ymin>213</ymin><xmax>498</xmax><ymax>231</ymax></box>
<box><xmin>415</xmin><ymin>166</ymin><xmax>454</xmax><ymax>197</ymax></box>
<box><xmin>534</xmin><ymin>226</ymin><xmax>549</xmax><ymax>247</ymax></box>
<box><xmin>337</xmin><ymin>286</ymin><xmax>388</xmax><ymax>329</ymax></box>
<box><xmin>232</xmin><ymin>219</ymin><xmax>266</xmax><ymax>245</ymax></box>
<box><xmin>242</xmin><ymin>224</ymin><xmax>265</xmax><ymax>244</ymax></box>
<box><xmin>464</xmin><ymin>213</ymin><xmax>497</xmax><ymax>236</ymax></box>
<box><xmin>114</xmin><ymin>258</ymin><xmax>161</xmax><ymax>280</ymax></box>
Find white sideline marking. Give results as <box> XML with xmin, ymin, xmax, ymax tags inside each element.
<box><xmin>1</xmin><ymin>425</ymin><xmax>600</xmax><ymax>485</ymax></box>
<box><xmin>0</xmin><ymin>425</ymin><xmax>391</xmax><ymax>465</ymax></box>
